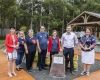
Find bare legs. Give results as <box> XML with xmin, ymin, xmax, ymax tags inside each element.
<box><xmin>8</xmin><ymin>59</ymin><xmax>16</xmax><ymax>77</ymax></box>
<box><xmin>81</xmin><ymin>63</ymin><xmax>91</xmax><ymax>76</ymax></box>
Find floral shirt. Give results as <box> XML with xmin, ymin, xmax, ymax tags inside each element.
<box><xmin>80</xmin><ymin>35</ymin><xmax>96</xmax><ymax>51</ymax></box>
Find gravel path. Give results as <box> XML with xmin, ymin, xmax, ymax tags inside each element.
<box><xmin>22</xmin><ymin>56</ymin><xmax>100</xmax><ymax>80</ymax></box>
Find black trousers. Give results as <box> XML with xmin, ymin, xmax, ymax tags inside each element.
<box><xmin>25</xmin><ymin>50</ymin><xmax>36</xmax><ymax>70</ymax></box>
<box><xmin>50</xmin><ymin>51</ymin><xmax>58</xmax><ymax>68</ymax></box>
<box><xmin>63</xmin><ymin>47</ymin><xmax>74</xmax><ymax>72</ymax></box>
<box><xmin>38</xmin><ymin>49</ymin><xmax>47</xmax><ymax>69</ymax></box>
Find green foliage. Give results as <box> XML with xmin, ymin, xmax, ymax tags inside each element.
<box><xmin>0</xmin><ymin>0</ymin><xmax>100</xmax><ymax>33</ymax></box>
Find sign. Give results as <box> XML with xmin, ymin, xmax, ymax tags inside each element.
<box><xmin>50</xmin><ymin>54</ymin><xmax>65</xmax><ymax>78</ymax></box>
<box><xmin>53</xmin><ymin>57</ymin><xmax>63</xmax><ymax>64</ymax></box>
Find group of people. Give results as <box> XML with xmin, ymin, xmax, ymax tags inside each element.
<box><xmin>5</xmin><ymin>25</ymin><xmax>96</xmax><ymax>77</ymax></box>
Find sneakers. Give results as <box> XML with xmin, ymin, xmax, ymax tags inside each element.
<box><xmin>86</xmin><ymin>71</ymin><xmax>90</xmax><ymax>76</ymax></box>
<box><xmin>81</xmin><ymin>71</ymin><xmax>87</xmax><ymax>75</ymax></box>
<box><xmin>81</xmin><ymin>71</ymin><xmax>90</xmax><ymax>76</ymax></box>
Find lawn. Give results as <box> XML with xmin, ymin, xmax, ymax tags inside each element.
<box><xmin>0</xmin><ymin>40</ymin><xmax>4</xmax><ymax>45</ymax></box>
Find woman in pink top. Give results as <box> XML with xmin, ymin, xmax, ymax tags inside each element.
<box><xmin>5</xmin><ymin>27</ymin><xmax>18</xmax><ymax>77</ymax></box>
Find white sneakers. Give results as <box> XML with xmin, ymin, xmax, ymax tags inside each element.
<box><xmin>86</xmin><ymin>71</ymin><xmax>90</xmax><ymax>76</ymax></box>
<box><xmin>8</xmin><ymin>72</ymin><xmax>17</xmax><ymax>77</ymax></box>
<box><xmin>81</xmin><ymin>71</ymin><xmax>90</xmax><ymax>76</ymax></box>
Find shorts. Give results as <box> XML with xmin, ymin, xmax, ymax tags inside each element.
<box><xmin>7</xmin><ymin>50</ymin><xmax>17</xmax><ymax>60</ymax></box>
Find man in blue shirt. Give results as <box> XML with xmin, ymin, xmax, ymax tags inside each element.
<box><xmin>36</xmin><ymin>26</ymin><xmax>49</xmax><ymax>71</ymax></box>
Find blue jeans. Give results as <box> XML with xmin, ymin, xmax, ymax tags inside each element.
<box><xmin>16</xmin><ymin>51</ymin><xmax>24</xmax><ymax>66</ymax></box>
<box><xmin>63</xmin><ymin>47</ymin><xmax>74</xmax><ymax>72</ymax></box>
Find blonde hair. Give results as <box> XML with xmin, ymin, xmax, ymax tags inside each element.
<box><xmin>18</xmin><ymin>30</ymin><xmax>25</xmax><ymax>38</ymax></box>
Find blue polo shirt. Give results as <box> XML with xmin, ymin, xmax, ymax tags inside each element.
<box><xmin>26</xmin><ymin>35</ymin><xmax>37</xmax><ymax>53</ymax></box>
<box><xmin>36</xmin><ymin>32</ymin><xmax>48</xmax><ymax>50</ymax></box>
<box><xmin>17</xmin><ymin>38</ymin><xmax>25</xmax><ymax>52</ymax></box>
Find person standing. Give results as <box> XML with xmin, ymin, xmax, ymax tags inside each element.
<box><xmin>36</xmin><ymin>26</ymin><xmax>49</xmax><ymax>71</ymax></box>
<box><xmin>79</xmin><ymin>27</ymin><xmax>96</xmax><ymax>76</ymax></box>
<box><xmin>61</xmin><ymin>25</ymin><xmax>78</xmax><ymax>74</ymax></box>
<box><xmin>26</xmin><ymin>29</ymin><xmax>37</xmax><ymax>72</ymax></box>
<box><xmin>5</xmin><ymin>27</ymin><xmax>18</xmax><ymax>77</ymax></box>
<box><xmin>16</xmin><ymin>31</ymin><xmax>26</xmax><ymax>71</ymax></box>
<box><xmin>48</xmin><ymin>30</ymin><xmax>61</xmax><ymax>68</ymax></box>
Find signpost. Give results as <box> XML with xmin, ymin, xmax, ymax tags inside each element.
<box><xmin>50</xmin><ymin>54</ymin><xmax>65</xmax><ymax>78</ymax></box>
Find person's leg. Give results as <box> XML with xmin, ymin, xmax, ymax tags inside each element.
<box><xmin>16</xmin><ymin>52</ymin><xmax>20</xmax><ymax>70</ymax></box>
<box><xmin>69</xmin><ymin>48</ymin><xmax>74</xmax><ymax>72</ymax></box>
<box><xmin>30</xmin><ymin>51</ymin><xmax>36</xmax><ymax>69</ymax></box>
<box><xmin>83</xmin><ymin>64</ymin><xmax>87</xmax><ymax>72</ymax></box>
<box><xmin>19</xmin><ymin>52</ymin><xmax>24</xmax><ymax>68</ymax></box>
<box><xmin>8</xmin><ymin>60</ymin><xmax>13</xmax><ymax>77</ymax></box>
<box><xmin>49</xmin><ymin>52</ymin><xmax>58</xmax><ymax>68</ymax></box>
<box><xmin>12</xmin><ymin>50</ymin><xmax>17</xmax><ymax>76</ymax></box>
<box><xmin>7</xmin><ymin>53</ymin><xmax>13</xmax><ymax>77</ymax></box>
<box><xmin>86</xmin><ymin>64</ymin><xmax>91</xmax><ymax>72</ymax></box>
<box><xmin>12</xmin><ymin>59</ymin><xmax>17</xmax><ymax>76</ymax></box>
<box><xmin>41</xmin><ymin>50</ymin><xmax>45</xmax><ymax>69</ymax></box>
<box><xmin>37</xmin><ymin>52</ymin><xmax>40</xmax><ymax>67</ymax></box>
<box><xmin>43</xmin><ymin>49</ymin><xmax>47</xmax><ymax>67</ymax></box>
<box><xmin>63</xmin><ymin>48</ymin><xmax>69</xmax><ymax>72</ymax></box>
<box><xmin>25</xmin><ymin>54</ymin><xmax>31</xmax><ymax>70</ymax></box>
<box><xmin>49</xmin><ymin>52</ymin><xmax>53</xmax><ymax>68</ymax></box>
<box><xmin>81</xmin><ymin>63</ymin><xmax>87</xmax><ymax>75</ymax></box>
<box><xmin>38</xmin><ymin>51</ymin><xmax>42</xmax><ymax>70</ymax></box>
<box><xmin>86</xmin><ymin>64</ymin><xmax>91</xmax><ymax>76</ymax></box>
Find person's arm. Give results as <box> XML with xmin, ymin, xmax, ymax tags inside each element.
<box><xmin>88</xmin><ymin>36</ymin><xmax>96</xmax><ymax>50</ymax></box>
<box><xmin>36</xmin><ymin>33</ymin><xmax>41</xmax><ymax>53</ymax></box>
<box><xmin>48</xmin><ymin>37</ymin><xmax>52</xmax><ymax>53</ymax></box>
<box><xmin>23</xmin><ymin>43</ymin><xmax>28</xmax><ymax>54</ymax></box>
<box><xmin>37</xmin><ymin>39</ymin><xmax>41</xmax><ymax>53</ymax></box>
<box><xmin>79</xmin><ymin>37</ymin><xmax>85</xmax><ymax>50</ymax></box>
<box><xmin>60</xmin><ymin>34</ymin><xmax>64</xmax><ymax>52</ymax></box>
<box><xmin>24</xmin><ymin>37</ymin><xmax>28</xmax><ymax>54</ymax></box>
<box><xmin>58</xmin><ymin>38</ymin><xmax>62</xmax><ymax>53</ymax></box>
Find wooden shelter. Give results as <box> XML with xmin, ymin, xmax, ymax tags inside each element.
<box><xmin>68</xmin><ymin>11</ymin><xmax>100</xmax><ymax>39</ymax></box>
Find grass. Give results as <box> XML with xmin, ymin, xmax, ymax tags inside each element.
<box><xmin>0</xmin><ymin>40</ymin><xmax>4</xmax><ymax>44</ymax></box>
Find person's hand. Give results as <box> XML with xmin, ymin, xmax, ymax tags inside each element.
<box><xmin>32</xmin><ymin>40</ymin><xmax>36</xmax><ymax>44</ymax></box>
<box><xmin>47</xmin><ymin>52</ymin><xmax>50</xmax><ymax>56</ymax></box>
<box><xmin>22</xmin><ymin>41</ymin><xmax>24</xmax><ymax>44</ymax></box>
<box><xmin>60</xmin><ymin>47</ymin><xmax>64</xmax><ymax>54</ymax></box>
<box><xmin>12</xmin><ymin>45</ymin><xmax>18</xmax><ymax>49</ymax></box>
<box><xmin>60</xmin><ymin>48</ymin><xmax>63</xmax><ymax>52</ymax></box>
<box><xmin>84</xmin><ymin>47</ymin><xmax>90</xmax><ymax>51</ymax></box>
<box><xmin>38</xmin><ymin>48</ymin><xmax>41</xmax><ymax>53</ymax></box>
<box><xmin>12</xmin><ymin>45</ymin><xmax>16</xmax><ymax>48</ymax></box>
<box><xmin>52</xmin><ymin>55</ymin><xmax>54</xmax><ymax>58</ymax></box>
<box><xmin>16</xmin><ymin>45</ymin><xmax>19</xmax><ymax>49</ymax></box>
<box><xmin>25</xmin><ymin>50</ymin><xmax>28</xmax><ymax>54</ymax></box>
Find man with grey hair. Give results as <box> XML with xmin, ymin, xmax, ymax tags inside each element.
<box><xmin>61</xmin><ymin>25</ymin><xmax>78</xmax><ymax>74</ymax></box>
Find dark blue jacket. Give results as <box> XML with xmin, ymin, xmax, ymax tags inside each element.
<box><xmin>17</xmin><ymin>37</ymin><xmax>25</xmax><ymax>52</ymax></box>
<box><xmin>26</xmin><ymin>35</ymin><xmax>37</xmax><ymax>53</ymax></box>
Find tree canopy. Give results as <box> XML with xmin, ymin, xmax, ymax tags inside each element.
<box><xmin>0</xmin><ymin>0</ymin><xmax>100</xmax><ymax>34</ymax></box>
